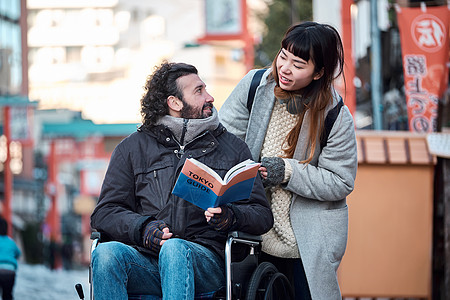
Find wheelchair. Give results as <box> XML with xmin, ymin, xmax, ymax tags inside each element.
<box><xmin>75</xmin><ymin>231</ymin><xmax>294</xmax><ymax>300</ymax></box>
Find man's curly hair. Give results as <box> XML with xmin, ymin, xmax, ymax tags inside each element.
<box><xmin>140</xmin><ymin>62</ymin><xmax>198</xmax><ymax>128</ymax></box>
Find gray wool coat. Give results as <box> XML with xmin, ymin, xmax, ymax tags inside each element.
<box><xmin>219</xmin><ymin>69</ymin><xmax>358</xmax><ymax>300</ymax></box>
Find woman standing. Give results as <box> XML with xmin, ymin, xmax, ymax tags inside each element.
<box><xmin>219</xmin><ymin>21</ymin><xmax>357</xmax><ymax>299</ymax></box>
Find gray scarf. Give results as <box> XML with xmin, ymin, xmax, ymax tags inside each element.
<box><xmin>156</xmin><ymin>107</ymin><xmax>220</xmax><ymax>145</ymax></box>
<box><xmin>280</xmin><ymin>96</ymin><xmax>310</xmax><ymax>115</ymax></box>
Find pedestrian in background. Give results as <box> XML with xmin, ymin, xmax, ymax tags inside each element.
<box><xmin>219</xmin><ymin>21</ymin><xmax>358</xmax><ymax>299</ymax></box>
<box><xmin>0</xmin><ymin>217</ymin><xmax>21</xmax><ymax>300</ymax></box>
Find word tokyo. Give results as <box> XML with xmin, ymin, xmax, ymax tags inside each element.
<box><xmin>186</xmin><ymin>171</ymin><xmax>214</xmax><ymax>192</ymax></box>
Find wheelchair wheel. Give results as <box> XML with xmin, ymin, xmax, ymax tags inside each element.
<box><xmin>245</xmin><ymin>262</ymin><xmax>294</xmax><ymax>300</ymax></box>
<box><xmin>263</xmin><ymin>272</ymin><xmax>294</xmax><ymax>300</ymax></box>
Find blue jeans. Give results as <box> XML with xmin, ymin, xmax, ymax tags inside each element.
<box><xmin>92</xmin><ymin>238</ymin><xmax>225</xmax><ymax>300</ymax></box>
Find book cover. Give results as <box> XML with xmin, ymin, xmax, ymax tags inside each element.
<box><xmin>172</xmin><ymin>158</ymin><xmax>260</xmax><ymax>210</ymax></box>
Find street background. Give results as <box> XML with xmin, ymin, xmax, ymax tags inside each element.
<box><xmin>1</xmin><ymin>0</ymin><xmax>449</xmax><ymax>299</ymax></box>
<box><xmin>14</xmin><ymin>263</ymin><xmax>89</xmax><ymax>300</ymax></box>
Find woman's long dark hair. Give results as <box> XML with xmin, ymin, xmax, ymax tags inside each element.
<box><xmin>270</xmin><ymin>22</ymin><xmax>344</xmax><ymax>163</ymax></box>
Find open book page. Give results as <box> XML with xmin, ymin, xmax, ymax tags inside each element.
<box><xmin>224</xmin><ymin>159</ymin><xmax>259</xmax><ymax>182</ymax></box>
<box><xmin>187</xmin><ymin>158</ymin><xmax>259</xmax><ymax>185</ymax></box>
<box><xmin>220</xmin><ymin>163</ymin><xmax>259</xmax><ymax>195</ymax></box>
<box><xmin>187</xmin><ymin>158</ymin><xmax>225</xmax><ymax>184</ymax></box>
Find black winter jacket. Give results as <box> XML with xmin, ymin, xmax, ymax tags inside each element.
<box><xmin>90</xmin><ymin>123</ymin><xmax>273</xmax><ymax>259</ymax></box>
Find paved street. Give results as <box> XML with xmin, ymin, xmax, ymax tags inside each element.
<box><xmin>13</xmin><ymin>263</ymin><xmax>90</xmax><ymax>300</ymax></box>
<box><xmin>11</xmin><ymin>263</ymin><xmax>406</xmax><ymax>300</ymax></box>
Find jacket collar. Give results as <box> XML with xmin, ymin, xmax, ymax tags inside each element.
<box><xmin>155</xmin><ymin>107</ymin><xmax>220</xmax><ymax>145</ymax></box>
<box><xmin>139</xmin><ymin>108</ymin><xmax>226</xmax><ymax>146</ymax></box>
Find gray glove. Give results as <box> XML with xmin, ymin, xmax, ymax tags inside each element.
<box><xmin>260</xmin><ymin>157</ymin><xmax>285</xmax><ymax>188</ymax></box>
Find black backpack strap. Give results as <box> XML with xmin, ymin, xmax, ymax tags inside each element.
<box><xmin>247</xmin><ymin>69</ymin><xmax>266</xmax><ymax>113</ymax></box>
<box><xmin>320</xmin><ymin>97</ymin><xmax>344</xmax><ymax>149</ymax></box>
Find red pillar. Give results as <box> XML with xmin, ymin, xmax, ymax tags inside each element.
<box><xmin>3</xmin><ymin>106</ymin><xmax>12</xmax><ymax>237</ymax></box>
<box><xmin>341</xmin><ymin>0</ymin><xmax>356</xmax><ymax>117</ymax></box>
<box><xmin>197</xmin><ymin>0</ymin><xmax>254</xmax><ymax>71</ymax></box>
<box><xmin>47</xmin><ymin>139</ymin><xmax>62</xmax><ymax>269</ymax></box>
<box><xmin>242</xmin><ymin>0</ymin><xmax>254</xmax><ymax>71</ymax></box>
<box><xmin>79</xmin><ymin>170</ymin><xmax>93</xmax><ymax>237</ymax></box>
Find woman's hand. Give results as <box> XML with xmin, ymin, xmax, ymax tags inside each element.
<box><xmin>260</xmin><ymin>157</ymin><xmax>285</xmax><ymax>187</ymax></box>
<box><xmin>259</xmin><ymin>166</ymin><xmax>268</xmax><ymax>180</ymax></box>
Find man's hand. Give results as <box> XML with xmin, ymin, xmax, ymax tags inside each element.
<box><xmin>205</xmin><ymin>206</ymin><xmax>235</xmax><ymax>231</ymax></box>
<box><xmin>142</xmin><ymin>220</ymin><xmax>173</xmax><ymax>256</ymax></box>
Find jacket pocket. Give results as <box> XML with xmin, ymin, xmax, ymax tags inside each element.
<box><xmin>319</xmin><ymin>205</ymin><xmax>348</xmax><ymax>263</ymax></box>
<box><xmin>135</xmin><ymin>161</ymin><xmax>176</xmax><ymax>213</ymax></box>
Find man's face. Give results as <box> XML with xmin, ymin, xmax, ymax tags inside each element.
<box><xmin>177</xmin><ymin>74</ymin><xmax>214</xmax><ymax>119</ymax></box>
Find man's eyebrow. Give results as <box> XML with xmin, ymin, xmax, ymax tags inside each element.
<box><xmin>194</xmin><ymin>83</ymin><xmax>205</xmax><ymax>91</ymax></box>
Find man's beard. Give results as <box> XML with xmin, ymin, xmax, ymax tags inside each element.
<box><xmin>180</xmin><ymin>101</ymin><xmax>213</xmax><ymax>119</ymax></box>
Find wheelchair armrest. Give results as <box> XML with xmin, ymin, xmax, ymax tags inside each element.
<box><xmin>228</xmin><ymin>231</ymin><xmax>262</xmax><ymax>243</ymax></box>
<box><xmin>90</xmin><ymin>231</ymin><xmax>101</xmax><ymax>241</ymax></box>
<box><xmin>89</xmin><ymin>231</ymin><xmax>112</xmax><ymax>256</ymax></box>
<box><xmin>90</xmin><ymin>231</ymin><xmax>113</xmax><ymax>243</ymax></box>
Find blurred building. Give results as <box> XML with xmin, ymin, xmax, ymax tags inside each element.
<box><xmin>313</xmin><ymin>0</ymin><xmax>404</xmax><ymax>130</ymax></box>
<box><xmin>27</xmin><ymin>0</ymin><xmax>265</xmax><ymax>124</ymax></box>
<box><xmin>0</xmin><ymin>0</ymin><xmax>39</xmax><ymax>238</ymax></box>
<box><xmin>34</xmin><ymin>108</ymin><xmax>138</xmax><ymax>266</ymax></box>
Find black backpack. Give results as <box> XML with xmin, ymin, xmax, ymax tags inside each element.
<box><xmin>246</xmin><ymin>69</ymin><xmax>344</xmax><ymax>149</ymax></box>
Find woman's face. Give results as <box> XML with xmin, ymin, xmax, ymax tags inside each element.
<box><xmin>276</xmin><ymin>48</ymin><xmax>320</xmax><ymax>91</ymax></box>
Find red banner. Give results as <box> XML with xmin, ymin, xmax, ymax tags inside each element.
<box><xmin>397</xmin><ymin>5</ymin><xmax>450</xmax><ymax>132</ymax></box>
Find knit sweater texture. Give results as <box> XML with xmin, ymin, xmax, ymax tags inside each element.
<box><xmin>260</xmin><ymin>100</ymin><xmax>300</xmax><ymax>258</ymax></box>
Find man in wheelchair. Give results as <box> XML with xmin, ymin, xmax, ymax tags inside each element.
<box><xmin>90</xmin><ymin>62</ymin><xmax>273</xmax><ymax>299</ymax></box>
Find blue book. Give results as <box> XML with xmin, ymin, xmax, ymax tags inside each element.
<box><xmin>172</xmin><ymin>158</ymin><xmax>260</xmax><ymax>210</ymax></box>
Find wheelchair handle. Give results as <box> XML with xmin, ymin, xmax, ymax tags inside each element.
<box><xmin>228</xmin><ymin>231</ymin><xmax>262</xmax><ymax>242</ymax></box>
<box><xmin>75</xmin><ymin>283</ymin><xmax>85</xmax><ymax>300</ymax></box>
<box><xmin>225</xmin><ymin>231</ymin><xmax>262</xmax><ymax>300</ymax></box>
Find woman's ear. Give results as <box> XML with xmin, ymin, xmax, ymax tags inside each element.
<box><xmin>313</xmin><ymin>68</ymin><xmax>324</xmax><ymax>80</ymax></box>
<box><xmin>167</xmin><ymin>95</ymin><xmax>183</xmax><ymax>112</ymax></box>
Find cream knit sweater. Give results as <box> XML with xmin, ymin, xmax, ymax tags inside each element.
<box><xmin>260</xmin><ymin>100</ymin><xmax>300</xmax><ymax>258</ymax></box>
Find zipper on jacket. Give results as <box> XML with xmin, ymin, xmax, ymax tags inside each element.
<box><xmin>174</xmin><ymin>119</ymin><xmax>189</xmax><ymax>158</ymax></box>
<box><xmin>178</xmin><ymin>145</ymin><xmax>185</xmax><ymax>157</ymax></box>
<box><xmin>153</xmin><ymin>169</ymin><xmax>163</xmax><ymax>204</ymax></box>
<box><xmin>172</xmin><ymin>127</ymin><xmax>213</xmax><ymax>159</ymax></box>
<box><xmin>179</xmin><ymin>119</ymin><xmax>188</xmax><ymax>145</ymax></box>
<box><xmin>172</xmin><ymin>137</ymin><xmax>185</xmax><ymax>159</ymax></box>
